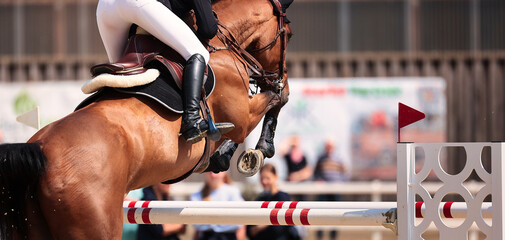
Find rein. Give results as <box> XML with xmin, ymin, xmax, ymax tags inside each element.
<box><xmin>209</xmin><ymin>0</ymin><xmax>287</xmax><ymax>94</ymax></box>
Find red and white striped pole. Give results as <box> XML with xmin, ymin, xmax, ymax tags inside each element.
<box><xmin>123</xmin><ymin>201</ymin><xmax>492</xmax><ymax>225</ymax></box>
<box><xmin>124</xmin><ymin>200</ymin><xmax>398</xmax><ymax>210</ymax></box>
<box><xmin>123</xmin><ymin>206</ymin><xmax>392</xmax><ymax>226</ymax></box>
<box><xmin>414</xmin><ymin>202</ymin><xmax>492</xmax><ymax>219</ymax></box>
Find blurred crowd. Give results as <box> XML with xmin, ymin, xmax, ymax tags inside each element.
<box><xmin>125</xmin><ymin>135</ymin><xmax>349</xmax><ymax>240</ymax></box>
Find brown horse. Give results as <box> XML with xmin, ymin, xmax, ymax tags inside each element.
<box><xmin>0</xmin><ymin>0</ymin><xmax>291</xmax><ymax>239</ymax></box>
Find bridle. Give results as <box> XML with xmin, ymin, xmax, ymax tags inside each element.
<box><xmin>208</xmin><ymin>0</ymin><xmax>288</xmax><ymax>95</ymax></box>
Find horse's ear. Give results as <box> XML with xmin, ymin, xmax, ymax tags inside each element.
<box><xmin>279</xmin><ymin>0</ymin><xmax>293</xmax><ymax>12</ymax></box>
<box><xmin>278</xmin><ymin>0</ymin><xmax>293</xmax><ymax>23</ymax></box>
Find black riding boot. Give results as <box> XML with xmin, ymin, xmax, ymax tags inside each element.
<box><xmin>181</xmin><ymin>54</ymin><xmax>209</xmax><ymax>144</ymax></box>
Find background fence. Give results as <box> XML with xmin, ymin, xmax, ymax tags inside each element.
<box><xmin>1</xmin><ymin>0</ymin><xmax>505</xmax><ymax>172</ymax></box>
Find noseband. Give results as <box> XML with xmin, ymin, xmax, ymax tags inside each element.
<box><xmin>209</xmin><ymin>0</ymin><xmax>288</xmax><ymax>95</ymax></box>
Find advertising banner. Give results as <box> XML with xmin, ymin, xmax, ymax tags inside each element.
<box><xmin>246</xmin><ymin>77</ymin><xmax>446</xmax><ymax>180</ymax></box>
<box><xmin>0</xmin><ymin>81</ymin><xmax>87</xmax><ymax>143</ymax></box>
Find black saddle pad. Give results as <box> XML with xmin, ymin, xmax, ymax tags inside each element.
<box><xmin>75</xmin><ymin>66</ymin><xmax>215</xmax><ymax>113</ymax></box>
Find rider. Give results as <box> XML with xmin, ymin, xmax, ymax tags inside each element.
<box><xmin>96</xmin><ymin>0</ymin><xmax>224</xmax><ymax>144</ymax></box>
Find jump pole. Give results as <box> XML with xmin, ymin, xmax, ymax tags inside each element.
<box><xmin>123</xmin><ymin>206</ymin><xmax>396</xmax><ymax>228</ymax></box>
<box><xmin>124</xmin><ymin>201</ymin><xmax>492</xmax><ymax>219</ymax></box>
<box><xmin>124</xmin><ymin>200</ymin><xmax>398</xmax><ymax>209</ymax></box>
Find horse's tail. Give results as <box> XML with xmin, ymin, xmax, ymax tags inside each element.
<box><xmin>0</xmin><ymin>142</ymin><xmax>47</xmax><ymax>240</ymax></box>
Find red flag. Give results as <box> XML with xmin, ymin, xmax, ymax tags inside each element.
<box><xmin>399</xmin><ymin>103</ymin><xmax>425</xmax><ymax>128</ymax></box>
<box><xmin>398</xmin><ymin>102</ymin><xmax>425</xmax><ymax>142</ymax></box>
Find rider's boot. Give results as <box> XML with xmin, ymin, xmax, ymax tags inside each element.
<box><xmin>181</xmin><ymin>54</ymin><xmax>235</xmax><ymax>143</ymax></box>
<box><xmin>181</xmin><ymin>54</ymin><xmax>209</xmax><ymax>144</ymax></box>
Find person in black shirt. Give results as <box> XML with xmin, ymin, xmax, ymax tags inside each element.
<box><xmin>137</xmin><ymin>183</ymin><xmax>185</xmax><ymax>240</ymax></box>
<box><xmin>281</xmin><ymin>135</ymin><xmax>313</xmax><ymax>183</ymax></box>
<box><xmin>280</xmin><ymin>135</ymin><xmax>312</xmax><ymax>201</ymax></box>
<box><xmin>247</xmin><ymin>164</ymin><xmax>301</xmax><ymax>240</ymax></box>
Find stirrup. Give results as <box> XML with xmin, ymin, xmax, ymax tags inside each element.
<box><xmin>183</xmin><ymin>121</ymin><xmax>235</xmax><ymax>144</ymax></box>
<box><xmin>215</xmin><ymin>123</ymin><xmax>235</xmax><ymax>135</ymax></box>
<box><xmin>183</xmin><ymin>119</ymin><xmax>208</xmax><ymax>144</ymax></box>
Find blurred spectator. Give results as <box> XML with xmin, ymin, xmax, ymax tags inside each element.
<box><xmin>190</xmin><ymin>172</ymin><xmax>245</xmax><ymax>240</ymax></box>
<box><xmin>280</xmin><ymin>135</ymin><xmax>312</xmax><ymax>183</ymax></box>
<box><xmin>137</xmin><ymin>183</ymin><xmax>185</xmax><ymax>240</ymax></box>
<box><xmin>0</xmin><ymin>129</ymin><xmax>3</xmax><ymax>143</ymax></box>
<box><xmin>313</xmin><ymin>139</ymin><xmax>350</xmax><ymax>240</ymax></box>
<box><xmin>280</xmin><ymin>135</ymin><xmax>312</xmax><ymax>201</ymax></box>
<box><xmin>247</xmin><ymin>163</ymin><xmax>301</xmax><ymax>240</ymax></box>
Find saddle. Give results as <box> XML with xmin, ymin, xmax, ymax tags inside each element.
<box><xmin>79</xmin><ymin>33</ymin><xmax>215</xmax><ymax>113</ymax></box>
<box><xmin>91</xmin><ymin>34</ymin><xmax>172</xmax><ymax>76</ymax></box>
<box><xmin>77</xmin><ymin>32</ymin><xmax>221</xmax><ymax>182</ymax></box>
<box><xmin>85</xmin><ymin>33</ymin><xmax>187</xmax><ymax>93</ymax></box>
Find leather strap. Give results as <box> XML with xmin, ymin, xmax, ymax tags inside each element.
<box><xmin>209</xmin><ymin>0</ymin><xmax>288</xmax><ymax>92</ymax></box>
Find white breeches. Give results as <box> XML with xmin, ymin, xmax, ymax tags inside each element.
<box><xmin>96</xmin><ymin>0</ymin><xmax>210</xmax><ymax>64</ymax></box>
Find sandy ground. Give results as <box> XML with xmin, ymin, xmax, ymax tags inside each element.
<box><xmin>175</xmin><ymin>225</ymin><xmax>487</xmax><ymax>240</ymax></box>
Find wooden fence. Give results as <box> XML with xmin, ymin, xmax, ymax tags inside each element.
<box><xmin>286</xmin><ymin>51</ymin><xmax>505</xmax><ymax>143</ymax></box>
<box><xmin>1</xmin><ymin>51</ymin><xmax>504</xmax><ymax>170</ymax></box>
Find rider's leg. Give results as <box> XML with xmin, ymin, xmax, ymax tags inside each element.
<box><xmin>124</xmin><ymin>0</ymin><xmax>210</xmax><ymax>64</ymax></box>
<box><xmin>97</xmin><ymin>0</ymin><xmax>229</xmax><ymax>143</ymax></box>
<box><xmin>127</xmin><ymin>0</ymin><xmax>235</xmax><ymax>142</ymax></box>
<box><xmin>98</xmin><ymin>0</ymin><xmax>210</xmax><ymax>64</ymax></box>
<box><xmin>96</xmin><ymin>0</ymin><xmax>132</xmax><ymax>62</ymax></box>
<box><xmin>180</xmin><ymin>54</ymin><xmax>208</xmax><ymax>143</ymax></box>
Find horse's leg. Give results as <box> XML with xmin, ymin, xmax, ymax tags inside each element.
<box><xmin>213</xmin><ymin>85</ymin><xmax>281</xmax><ymax>143</ymax></box>
<box><xmin>256</xmin><ymin>81</ymin><xmax>290</xmax><ymax>157</ymax></box>
<box><xmin>243</xmin><ymin>89</ymin><xmax>282</xmax><ymax>139</ymax></box>
<box><xmin>237</xmin><ymin>83</ymin><xmax>290</xmax><ymax>176</ymax></box>
<box><xmin>38</xmin><ymin>171</ymin><xmax>125</xmax><ymax>240</ymax></box>
<box><xmin>232</xmin><ymin>88</ymin><xmax>288</xmax><ymax>176</ymax></box>
<box><xmin>238</xmin><ymin>109</ymin><xmax>280</xmax><ymax>176</ymax></box>
<box><xmin>33</xmin><ymin>124</ymin><xmax>128</xmax><ymax>240</ymax></box>
<box><xmin>255</xmin><ymin>111</ymin><xmax>278</xmax><ymax>158</ymax></box>
<box><xmin>205</xmin><ymin>139</ymin><xmax>239</xmax><ymax>173</ymax></box>
<box><xmin>24</xmin><ymin>183</ymin><xmax>121</xmax><ymax>240</ymax></box>
<box><xmin>208</xmin><ymin>88</ymin><xmax>280</xmax><ymax>176</ymax></box>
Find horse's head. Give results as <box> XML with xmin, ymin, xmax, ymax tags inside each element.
<box><xmin>210</xmin><ymin>0</ymin><xmax>294</xmax><ymax>171</ymax></box>
<box><xmin>241</xmin><ymin>0</ymin><xmax>293</xmax><ymax>74</ymax></box>
<box><xmin>213</xmin><ymin>0</ymin><xmax>293</xmax><ymax>96</ymax></box>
